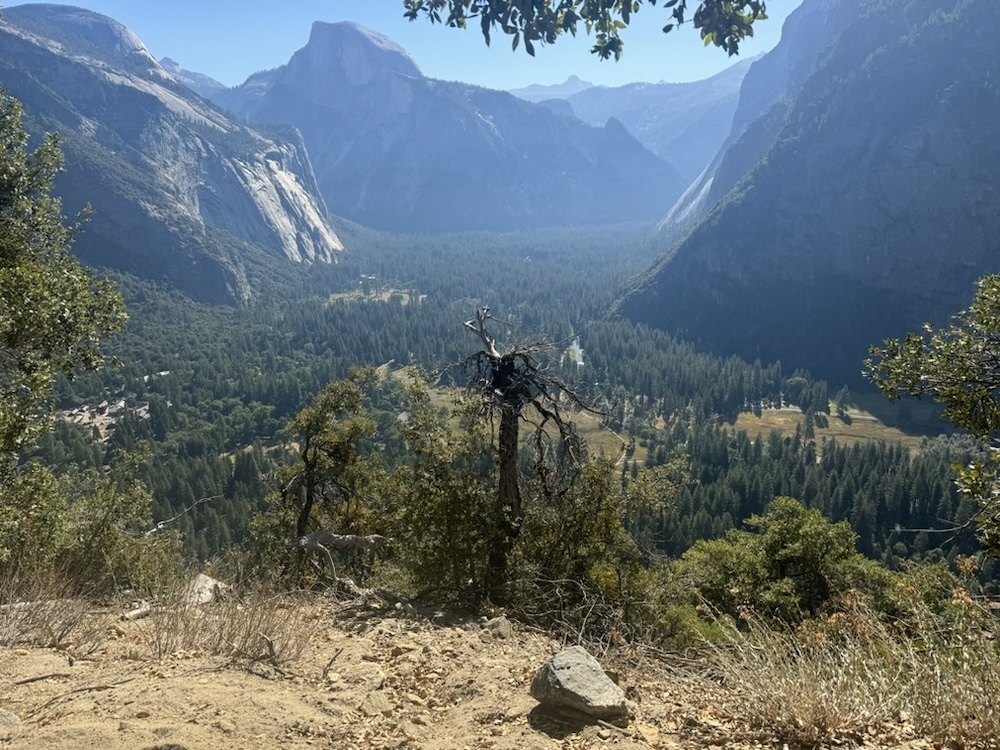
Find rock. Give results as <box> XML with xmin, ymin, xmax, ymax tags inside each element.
<box><xmin>360</xmin><ymin>690</ymin><xmax>393</xmax><ymax>717</ymax></box>
<box><xmin>183</xmin><ymin>574</ymin><xmax>230</xmax><ymax>605</ymax></box>
<box><xmin>0</xmin><ymin>708</ymin><xmax>22</xmax><ymax>731</ymax></box>
<box><xmin>212</xmin><ymin>718</ymin><xmax>237</xmax><ymax>734</ymax></box>
<box><xmin>483</xmin><ymin>616</ymin><xmax>514</xmax><ymax>639</ymax></box>
<box><xmin>391</xmin><ymin>642</ymin><xmax>419</xmax><ymax>657</ymax></box>
<box><xmin>530</xmin><ymin>646</ymin><xmax>629</xmax><ymax>722</ymax></box>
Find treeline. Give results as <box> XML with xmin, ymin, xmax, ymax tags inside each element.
<box><xmin>634</xmin><ymin>421</ymin><xmax>986</xmax><ymax>581</ymax></box>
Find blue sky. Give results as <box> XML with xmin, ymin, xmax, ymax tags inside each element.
<box><xmin>3</xmin><ymin>1</ymin><xmax>804</xmax><ymax>89</ymax></box>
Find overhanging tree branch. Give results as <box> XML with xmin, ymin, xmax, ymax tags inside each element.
<box><xmin>403</xmin><ymin>0</ymin><xmax>768</xmax><ymax>60</ymax></box>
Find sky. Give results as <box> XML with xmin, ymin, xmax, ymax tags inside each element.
<box><xmin>3</xmin><ymin>1</ymin><xmax>804</xmax><ymax>90</ymax></box>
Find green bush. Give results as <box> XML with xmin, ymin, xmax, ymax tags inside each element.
<box><xmin>0</xmin><ymin>450</ymin><xmax>179</xmax><ymax>599</ymax></box>
<box><xmin>675</xmin><ymin>496</ymin><xmax>895</xmax><ymax>622</ymax></box>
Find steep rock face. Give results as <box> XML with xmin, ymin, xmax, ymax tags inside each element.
<box><xmin>618</xmin><ymin>0</ymin><xmax>1000</xmax><ymax>383</ymax></box>
<box><xmin>214</xmin><ymin>21</ymin><xmax>684</xmax><ymax>232</ymax></box>
<box><xmin>563</xmin><ymin>59</ymin><xmax>754</xmax><ymax>182</ymax></box>
<box><xmin>0</xmin><ymin>4</ymin><xmax>343</xmax><ymax>302</ymax></box>
<box><xmin>660</xmin><ymin>0</ymin><xmax>865</xmax><ymax>235</ymax></box>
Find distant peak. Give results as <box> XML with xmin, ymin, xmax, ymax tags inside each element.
<box><xmin>304</xmin><ymin>21</ymin><xmax>421</xmax><ymax>79</ymax></box>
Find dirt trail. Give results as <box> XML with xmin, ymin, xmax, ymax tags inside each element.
<box><xmin>0</xmin><ymin>598</ymin><xmax>935</xmax><ymax>750</ymax></box>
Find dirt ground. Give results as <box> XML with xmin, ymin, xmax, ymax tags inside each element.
<box><xmin>0</xmin><ymin>596</ymin><xmax>938</xmax><ymax>750</ymax></box>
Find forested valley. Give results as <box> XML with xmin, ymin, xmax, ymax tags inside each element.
<box><xmin>26</xmin><ymin>217</ymin><xmax>980</xmax><ymax>588</ymax></box>
<box><xmin>8</xmin><ymin>1</ymin><xmax>1000</xmax><ymax>743</ymax></box>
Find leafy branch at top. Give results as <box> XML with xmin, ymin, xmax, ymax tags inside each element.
<box><xmin>403</xmin><ymin>0</ymin><xmax>768</xmax><ymax>60</ymax></box>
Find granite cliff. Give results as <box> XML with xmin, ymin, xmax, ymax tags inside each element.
<box><xmin>618</xmin><ymin>0</ymin><xmax>1000</xmax><ymax>383</ymax></box>
<box><xmin>0</xmin><ymin>4</ymin><xmax>344</xmax><ymax>302</ymax></box>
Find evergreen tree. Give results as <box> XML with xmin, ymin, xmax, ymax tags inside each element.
<box><xmin>0</xmin><ymin>90</ymin><xmax>125</xmax><ymax>465</ymax></box>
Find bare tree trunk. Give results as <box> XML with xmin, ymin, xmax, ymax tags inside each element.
<box><xmin>485</xmin><ymin>404</ymin><xmax>522</xmax><ymax>603</ymax></box>
<box><xmin>294</xmin><ymin>438</ymin><xmax>317</xmax><ymax>539</ymax></box>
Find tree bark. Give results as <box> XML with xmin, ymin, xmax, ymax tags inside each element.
<box><xmin>485</xmin><ymin>404</ymin><xmax>522</xmax><ymax>603</ymax></box>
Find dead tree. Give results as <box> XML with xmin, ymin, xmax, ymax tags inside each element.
<box><xmin>463</xmin><ymin>307</ymin><xmax>592</xmax><ymax>603</ymax></box>
<box><xmin>297</xmin><ymin>530</ymin><xmax>387</xmax><ymax>579</ymax></box>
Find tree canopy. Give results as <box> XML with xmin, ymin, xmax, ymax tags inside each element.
<box><xmin>0</xmin><ymin>89</ymin><xmax>126</xmax><ymax>462</ymax></box>
<box><xmin>867</xmin><ymin>275</ymin><xmax>1000</xmax><ymax>555</ymax></box>
<box><xmin>403</xmin><ymin>0</ymin><xmax>768</xmax><ymax>60</ymax></box>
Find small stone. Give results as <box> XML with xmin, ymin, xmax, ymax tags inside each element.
<box><xmin>484</xmin><ymin>616</ymin><xmax>514</xmax><ymax>639</ymax></box>
<box><xmin>400</xmin><ymin>720</ymin><xmax>422</xmax><ymax>739</ymax></box>
<box><xmin>0</xmin><ymin>709</ymin><xmax>21</xmax><ymax>729</ymax></box>
<box><xmin>213</xmin><ymin>719</ymin><xmax>237</xmax><ymax>734</ymax></box>
<box><xmin>391</xmin><ymin>642</ymin><xmax>419</xmax><ymax>657</ymax></box>
<box><xmin>360</xmin><ymin>691</ymin><xmax>393</xmax><ymax>717</ymax></box>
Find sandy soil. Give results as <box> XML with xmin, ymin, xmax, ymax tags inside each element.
<box><xmin>0</xmin><ymin>597</ymin><xmax>937</xmax><ymax>750</ymax></box>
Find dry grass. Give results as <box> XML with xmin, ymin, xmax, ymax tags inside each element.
<box><xmin>130</xmin><ymin>588</ymin><xmax>319</xmax><ymax>668</ymax></box>
<box><xmin>733</xmin><ymin>408</ymin><xmax>926</xmax><ymax>453</ymax></box>
<box><xmin>326</xmin><ymin>288</ymin><xmax>426</xmax><ymax>306</ymax></box>
<box><xmin>702</xmin><ymin>601</ymin><xmax>1000</xmax><ymax>748</ymax></box>
<box><xmin>732</xmin><ymin>392</ymin><xmax>948</xmax><ymax>454</ymax></box>
<box><xmin>0</xmin><ymin>573</ymin><xmax>108</xmax><ymax>656</ymax></box>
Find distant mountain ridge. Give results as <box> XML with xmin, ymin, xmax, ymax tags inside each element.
<box><xmin>0</xmin><ymin>4</ymin><xmax>344</xmax><ymax>303</ymax></box>
<box><xmin>617</xmin><ymin>0</ymin><xmax>1000</xmax><ymax>383</ymax></box>
<box><xmin>659</xmin><ymin>0</ymin><xmax>864</xmax><ymax>237</ymax></box>
<box><xmin>212</xmin><ymin>22</ymin><xmax>685</xmax><ymax>232</ymax></box>
<box><xmin>159</xmin><ymin>57</ymin><xmax>226</xmax><ymax>99</ymax></box>
<box><xmin>561</xmin><ymin>59</ymin><xmax>755</xmax><ymax>182</ymax></box>
<box><xmin>508</xmin><ymin>75</ymin><xmax>594</xmax><ymax>102</ymax></box>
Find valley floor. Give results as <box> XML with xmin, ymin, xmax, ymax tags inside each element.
<box><xmin>0</xmin><ymin>595</ymin><xmax>940</xmax><ymax>750</ymax></box>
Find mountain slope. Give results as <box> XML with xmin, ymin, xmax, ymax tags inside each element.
<box><xmin>659</xmin><ymin>0</ymin><xmax>867</xmax><ymax>237</ymax></box>
<box><xmin>617</xmin><ymin>0</ymin><xmax>1000</xmax><ymax>384</ymax></box>
<box><xmin>213</xmin><ymin>22</ymin><xmax>685</xmax><ymax>233</ymax></box>
<box><xmin>0</xmin><ymin>4</ymin><xmax>343</xmax><ymax>303</ymax></box>
<box><xmin>563</xmin><ymin>59</ymin><xmax>754</xmax><ymax>182</ymax></box>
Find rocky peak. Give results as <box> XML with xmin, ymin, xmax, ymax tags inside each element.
<box><xmin>0</xmin><ymin>7</ymin><xmax>345</xmax><ymax>303</ymax></box>
<box><xmin>292</xmin><ymin>20</ymin><xmax>421</xmax><ymax>88</ymax></box>
<box><xmin>2</xmin><ymin>4</ymin><xmax>159</xmax><ymax>71</ymax></box>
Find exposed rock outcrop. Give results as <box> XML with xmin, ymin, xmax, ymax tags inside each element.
<box><xmin>0</xmin><ymin>4</ymin><xmax>343</xmax><ymax>302</ymax></box>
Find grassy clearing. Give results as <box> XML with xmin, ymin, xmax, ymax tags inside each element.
<box><xmin>733</xmin><ymin>393</ymin><xmax>949</xmax><ymax>454</ymax></box>
<box><xmin>395</xmin><ymin>369</ymin><xmax>631</xmax><ymax>463</ymax></box>
<box><xmin>326</xmin><ymin>288</ymin><xmax>426</xmax><ymax>306</ymax></box>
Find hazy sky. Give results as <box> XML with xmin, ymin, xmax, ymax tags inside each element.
<box><xmin>3</xmin><ymin>1</ymin><xmax>804</xmax><ymax>89</ymax></box>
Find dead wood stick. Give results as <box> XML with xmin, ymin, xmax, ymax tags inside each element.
<box><xmin>14</xmin><ymin>673</ymin><xmax>72</xmax><ymax>686</ymax></box>
<box><xmin>322</xmin><ymin>647</ymin><xmax>345</xmax><ymax>680</ymax></box>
